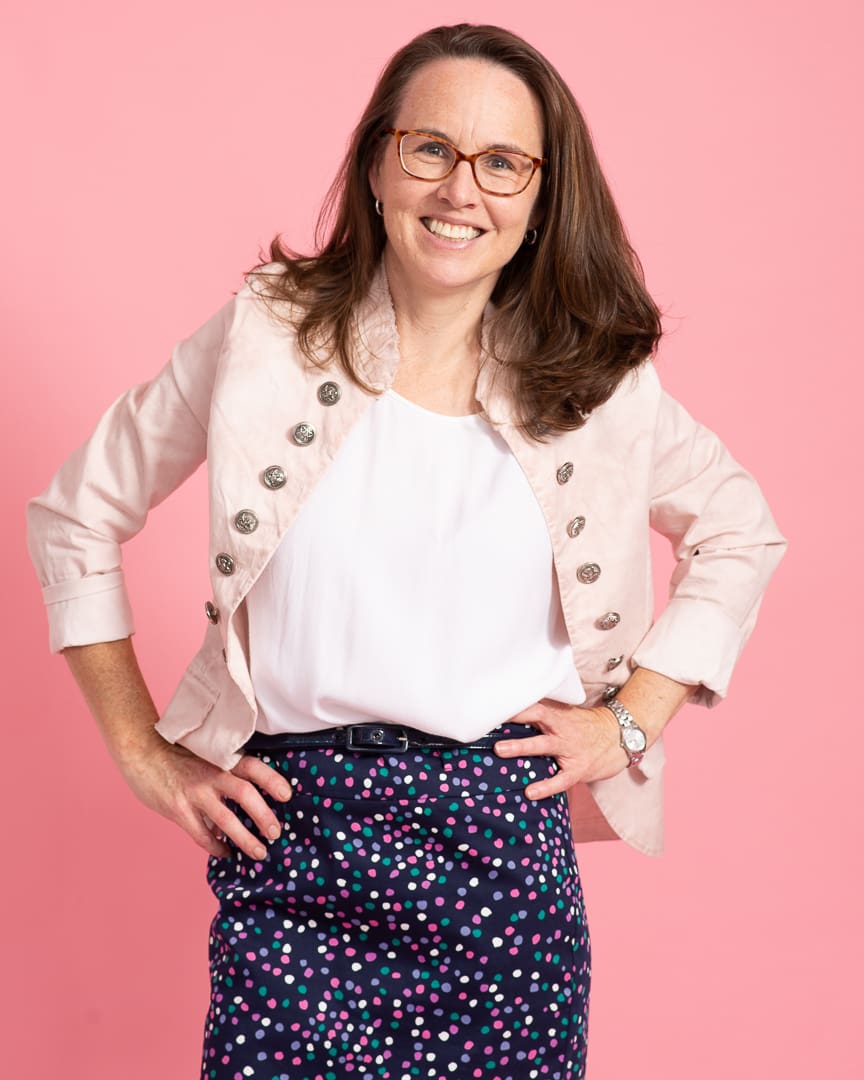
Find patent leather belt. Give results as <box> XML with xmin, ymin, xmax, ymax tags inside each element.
<box><xmin>243</xmin><ymin>722</ymin><xmax>522</xmax><ymax>756</ymax></box>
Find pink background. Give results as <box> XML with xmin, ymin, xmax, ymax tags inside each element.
<box><xmin>3</xmin><ymin>1</ymin><xmax>861</xmax><ymax>1076</ymax></box>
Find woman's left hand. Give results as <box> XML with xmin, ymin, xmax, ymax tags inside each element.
<box><xmin>494</xmin><ymin>698</ymin><xmax>630</xmax><ymax>799</ymax></box>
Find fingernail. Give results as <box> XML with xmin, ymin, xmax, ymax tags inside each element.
<box><xmin>278</xmin><ymin>785</ymin><xmax>291</xmax><ymax>800</ymax></box>
<box><xmin>254</xmin><ymin>846</ymin><xmax>267</xmax><ymax>860</ymax></box>
<box><xmin>268</xmin><ymin>824</ymin><xmax>280</xmax><ymax>840</ymax></box>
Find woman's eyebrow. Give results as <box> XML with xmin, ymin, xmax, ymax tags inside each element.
<box><xmin>413</xmin><ymin>127</ymin><xmax>531</xmax><ymax>154</ymax></box>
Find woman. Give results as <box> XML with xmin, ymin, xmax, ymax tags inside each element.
<box><xmin>27</xmin><ymin>23</ymin><xmax>786</xmax><ymax>1080</ymax></box>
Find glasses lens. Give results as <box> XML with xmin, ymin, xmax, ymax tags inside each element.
<box><xmin>476</xmin><ymin>152</ymin><xmax>535</xmax><ymax>194</ymax></box>
<box><xmin>400</xmin><ymin>134</ymin><xmax>457</xmax><ymax>179</ymax></box>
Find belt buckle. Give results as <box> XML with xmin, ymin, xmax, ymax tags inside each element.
<box><xmin>345</xmin><ymin>724</ymin><xmax>410</xmax><ymax>754</ymax></box>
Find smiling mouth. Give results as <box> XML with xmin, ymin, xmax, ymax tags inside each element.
<box><xmin>422</xmin><ymin>217</ymin><xmax>485</xmax><ymax>241</ymax></box>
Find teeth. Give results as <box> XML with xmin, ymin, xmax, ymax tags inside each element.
<box><xmin>424</xmin><ymin>218</ymin><xmax>482</xmax><ymax>241</ymax></box>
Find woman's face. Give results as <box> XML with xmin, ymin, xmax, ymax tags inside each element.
<box><xmin>369</xmin><ymin>58</ymin><xmax>545</xmax><ymax>304</ymax></box>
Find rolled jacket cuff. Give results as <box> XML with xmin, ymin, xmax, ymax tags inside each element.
<box><xmin>43</xmin><ymin>571</ymin><xmax>135</xmax><ymax>653</ymax></box>
<box><xmin>631</xmin><ymin>596</ymin><xmax>745</xmax><ymax>706</ymax></box>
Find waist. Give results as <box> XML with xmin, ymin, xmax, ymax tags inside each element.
<box><xmin>243</xmin><ymin>721</ymin><xmax>537</xmax><ymax>756</ymax></box>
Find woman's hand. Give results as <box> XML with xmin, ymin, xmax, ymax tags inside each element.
<box><xmin>61</xmin><ymin>639</ymin><xmax>292</xmax><ymax>862</ymax></box>
<box><xmin>494</xmin><ymin>698</ymin><xmax>629</xmax><ymax>799</ymax></box>
<box><xmin>118</xmin><ymin>738</ymin><xmax>292</xmax><ymax>860</ymax></box>
<box><xmin>494</xmin><ymin>669</ymin><xmax>696</xmax><ymax>799</ymax></box>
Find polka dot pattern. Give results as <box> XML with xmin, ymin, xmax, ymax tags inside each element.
<box><xmin>201</xmin><ymin>725</ymin><xmax>590</xmax><ymax>1078</ymax></box>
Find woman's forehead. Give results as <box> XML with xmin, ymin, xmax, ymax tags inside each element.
<box><xmin>394</xmin><ymin>58</ymin><xmax>544</xmax><ymax>152</ymax></box>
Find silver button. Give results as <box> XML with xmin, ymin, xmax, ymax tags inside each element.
<box><xmin>215</xmin><ymin>552</ymin><xmax>235</xmax><ymax>576</ymax></box>
<box><xmin>262</xmin><ymin>465</ymin><xmax>287</xmax><ymax>490</ymax></box>
<box><xmin>596</xmin><ymin>611</ymin><xmax>621</xmax><ymax>631</ymax></box>
<box><xmin>204</xmin><ymin>600</ymin><xmax>219</xmax><ymax>624</ymax></box>
<box><xmin>292</xmin><ymin>422</ymin><xmax>316</xmax><ymax>446</ymax></box>
<box><xmin>603</xmin><ymin>684</ymin><xmax>621</xmax><ymax>702</ymax></box>
<box><xmin>234</xmin><ymin>509</ymin><xmax>259</xmax><ymax>534</ymax></box>
<box><xmin>317</xmin><ymin>381</ymin><xmax>341</xmax><ymax>406</ymax></box>
<box><xmin>556</xmin><ymin>462</ymin><xmax>574</xmax><ymax>484</ymax></box>
<box><xmin>607</xmin><ymin>655</ymin><xmax>624</xmax><ymax>671</ymax></box>
<box><xmin>234</xmin><ymin>510</ymin><xmax>259</xmax><ymax>534</ymax></box>
<box><xmin>567</xmin><ymin>516</ymin><xmax>586</xmax><ymax>538</ymax></box>
<box><xmin>577</xmin><ymin>562</ymin><xmax>601</xmax><ymax>584</ymax></box>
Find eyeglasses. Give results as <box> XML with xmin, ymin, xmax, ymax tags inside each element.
<box><xmin>383</xmin><ymin>128</ymin><xmax>545</xmax><ymax>196</ymax></box>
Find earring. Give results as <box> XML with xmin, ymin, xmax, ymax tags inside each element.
<box><xmin>375</xmin><ymin>198</ymin><xmax>383</xmax><ymax>217</ymax></box>
<box><xmin>524</xmin><ymin>228</ymin><xmax>538</xmax><ymax>246</ymax></box>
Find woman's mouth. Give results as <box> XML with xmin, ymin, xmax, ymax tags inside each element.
<box><xmin>421</xmin><ymin>218</ymin><xmax>484</xmax><ymax>241</ymax></box>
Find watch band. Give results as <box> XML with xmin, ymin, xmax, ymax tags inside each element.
<box><xmin>603</xmin><ymin>698</ymin><xmax>647</xmax><ymax>768</ymax></box>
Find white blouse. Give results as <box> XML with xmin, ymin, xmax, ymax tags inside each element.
<box><xmin>246</xmin><ymin>389</ymin><xmax>586</xmax><ymax>740</ymax></box>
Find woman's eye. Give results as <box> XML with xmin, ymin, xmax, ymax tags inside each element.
<box><xmin>417</xmin><ymin>142</ymin><xmax>448</xmax><ymax>158</ymax></box>
<box><xmin>485</xmin><ymin>155</ymin><xmax>516</xmax><ymax>172</ymax></box>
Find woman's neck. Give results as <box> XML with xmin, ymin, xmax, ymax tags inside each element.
<box><xmin>384</xmin><ymin>260</ymin><xmax>493</xmax><ymax>415</ymax></box>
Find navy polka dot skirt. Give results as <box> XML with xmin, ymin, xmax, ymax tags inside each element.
<box><xmin>201</xmin><ymin>723</ymin><xmax>591</xmax><ymax>1079</ymax></box>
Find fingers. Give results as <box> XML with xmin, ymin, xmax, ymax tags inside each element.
<box><xmin>233</xmin><ymin>754</ymin><xmax>292</xmax><ymax>802</ymax></box>
<box><xmin>176</xmin><ymin>805</ymin><xmax>231</xmax><ymax>859</ymax></box>
<box><xmin>493</xmin><ymin>734</ymin><xmax>555</xmax><ymax>759</ymax></box>
<box><xmin>199</xmin><ymin>790</ymin><xmax>273</xmax><ymax>861</ymax></box>
<box><xmin>524</xmin><ymin>771</ymin><xmax>578</xmax><ymax>801</ymax></box>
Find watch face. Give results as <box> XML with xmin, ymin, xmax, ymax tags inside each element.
<box><xmin>623</xmin><ymin>728</ymin><xmax>647</xmax><ymax>753</ymax></box>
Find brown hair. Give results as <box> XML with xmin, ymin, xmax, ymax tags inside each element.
<box><xmin>250</xmin><ymin>23</ymin><xmax>662</xmax><ymax>439</ymax></box>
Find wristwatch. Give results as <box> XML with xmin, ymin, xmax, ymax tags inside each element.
<box><xmin>603</xmin><ymin>698</ymin><xmax>647</xmax><ymax>768</ymax></box>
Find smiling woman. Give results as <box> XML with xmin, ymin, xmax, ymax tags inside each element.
<box><xmin>26</xmin><ymin>21</ymin><xmax>786</xmax><ymax>1080</ymax></box>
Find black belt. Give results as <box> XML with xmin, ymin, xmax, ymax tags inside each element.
<box><xmin>244</xmin><ymin>722</ymin><xmax>529</xmax><ymax>756</ymax></box>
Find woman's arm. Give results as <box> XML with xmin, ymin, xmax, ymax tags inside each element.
<box><xmin>63</xmin><ymin>637</ymin><xmax>290</xmax><ymax>860</ymax></box>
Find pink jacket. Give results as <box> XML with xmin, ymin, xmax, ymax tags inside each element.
<box><xmin>26</xmin><ymin>268</ymin><xmax>787</xmax><ymax>856</ymax></box>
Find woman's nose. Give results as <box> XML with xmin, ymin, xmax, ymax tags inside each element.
<box><xmin>437</xmin><ymin>160</ymin><xmax>480</xmax><ymax>206</ymax></box>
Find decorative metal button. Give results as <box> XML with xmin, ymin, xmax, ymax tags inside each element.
<box><xmin>204</xmin><ymin>600</ymin><xmax>219</xmax><ymax>624</ymax></box>
<box><xmin>317</xmin><ymin>381</ymin><xmax>341</xmax><ymax>406</ymax></box>
<box><xmin>603</xmin><ymin>684</ymin><xmax>621</xmax><ymax>702</ymax></box>
<box><xmin>234</xmin><ymin>509</ymin><xmax>259</xmax><ymax>534</ymax></box>
<box><xmin>577</xmin><ymin>562</ymin><xmax>601</xmax><ymax>584</ymax></box>
<box><xmin>607</xmin><ymin>655</ymin><xmax>624</xmax><ymax>671</ymax></box>
<box><xmin>262</xmin><ymin>465</ymin><xmax>287</xmax><ymax>490</ymax></box>
<box><xmin>596</xmin><ymin>611</ymin><xmax>621</xmax><ymax>631</ymax></box>
<box><xmin>556</xmin><ymin>461</ymin><xmax>574</xmax><ymax>484</ymax></box>
<box><xmin>292</xmin><ymin>422</ymin><xmax>316</xmax><ymax>445</ymax></box>
<box><xmin>567</xmin><ymin>516</ymin><xmax>586</xmax><ymax>538</ymax></box>
<box><xmin>215</xmin><ymin>552</ymin><xmax>235</xmax><ymax>576</ymax></box>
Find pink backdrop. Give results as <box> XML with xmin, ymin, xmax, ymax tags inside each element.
<box><xmin>4</xmin><ymin>1</ymin><xmax>861</xmax><ymax>1076</ymax></box>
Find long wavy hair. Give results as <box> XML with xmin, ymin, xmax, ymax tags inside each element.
<box><xmin>250</xmin><ymin>23</ymin><xmax>662</xmax><ymax>439</ymax></box>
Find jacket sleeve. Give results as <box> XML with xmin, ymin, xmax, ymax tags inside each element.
<box><xmin>631</xmin><ymin>386</ymin><xmax>787</xmax><ymax>706</ymax></box>
<box><xmin>26</xmin><ymin>300</ymin><xmax>232</xmax><ymax>653</ymax></box>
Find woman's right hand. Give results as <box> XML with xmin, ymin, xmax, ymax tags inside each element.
<box><xmin>61</xmin><ymin>638</ymin><xmax>291</xmax><ymax>862</ymax></box>
<box><xmin>118</xmin><ymin>738</ymin><xmax>292</xmax><ymax>860</ymax></box>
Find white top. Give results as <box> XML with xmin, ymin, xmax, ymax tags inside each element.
<box><xmin>247</xmin><ymin>389</ymin><xmax>586</xmax><ymax>739</ymax></box>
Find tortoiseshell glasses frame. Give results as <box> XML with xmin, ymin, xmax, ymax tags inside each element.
<box><xmin>383</xmin><ymin>128</ymin><xmax>546</xmax><ymax>196</ymax></box>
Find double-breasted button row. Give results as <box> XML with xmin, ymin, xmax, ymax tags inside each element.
<box><xmin>291</xmin><ymin>381</ymin><xmax>342</xmax><ymax>445</ymax></box>
<box><xmin>215</xmin><ymin>381</ymin><xmax>341</xmax><ymax>579</ymax></box>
